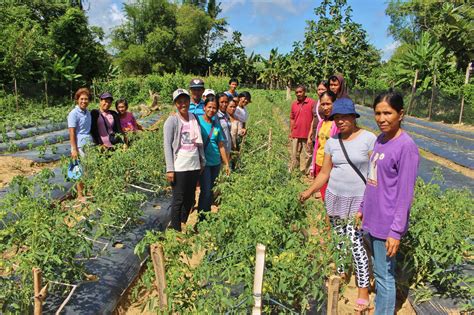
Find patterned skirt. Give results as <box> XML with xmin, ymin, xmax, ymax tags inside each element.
<box><xmin>325</xmin><ymin>190</ymin><xmax>364</xmax><ymax>219</ymax></box>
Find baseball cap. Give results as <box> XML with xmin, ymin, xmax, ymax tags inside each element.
<box><xmin>329</xmin><ymin>97</ymin><xmax>360</xmax><ymax>120</ymax></box>
<box><xmin>203</xmin><ymin>89</ymin><xmax>215</xmax><ymax>97</ymax></box>
<box><xmin>172</xmin><ymin>88</ymin><xmax>190</xmax><ymax>102</ymax></box>
<box><xmin>189</xmin><ymin>78</ymin><xmax>205</xmax><ymax>89</ymax></box>
<box><xmin>99</xmin><ymin>92</ymin><xmax>113</xmax><ymax>100</ymax></box>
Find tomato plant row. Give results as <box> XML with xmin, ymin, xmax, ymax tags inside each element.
<box><xmin>0</xmin><ymin>116</ymin><xmax>168</xmax><ymax>312</ymax></box>
<box><xmin>133</xmin><ymin>90</ymin><xmax>343</xmax><ymax>313</ymax></box>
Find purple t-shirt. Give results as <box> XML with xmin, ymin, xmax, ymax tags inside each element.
<box><xmin>361</xmin><ymin>131</ymin><xmax>419</xmax><ymax>240</ymax></box>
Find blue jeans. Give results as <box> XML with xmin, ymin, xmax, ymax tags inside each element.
<box><xmin>198</xmin><ymin>164</ymin><xmax>221</xmax><ymax>219</ymax></box>
<box><xmin>370</xmin><ymin>234</ymin><xmax>397</xmax><ymax>315</ymax></box>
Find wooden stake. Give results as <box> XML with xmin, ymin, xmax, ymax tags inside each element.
<box><xmin>33</xmin><ymin>267</ymin><xmax>42</xmax><ymax>315</ymax></box>
<box><xmin>428</xmin><ymin>73</ymin><xmax>437</xmax><ymax>120</ymax></box>
<box><xmin>407</xmin><ymin>69</ymin><xmax>419</xmax><ymax>115</ymax></box>
<box><xmin>267</xmin><ymin>128</ymin><xmax>273</xmax><ymax>151</ymax></box>
<box><xmin>459</xmin><ymin>62</ymin><xmax>472</xmax><ymax>124</ymax></box>
<box><xmin>252</xmin><ymin>244</ymin><xmax>266</xmax><ymax>315</ymax></box>
<box><xmin>150</xmin><ymin>243</ymin><xmax>168</xmax><ymax>309</ymax></box>
<box><xmin>326</xmin><ymin>275</ymin><xmax>341</xmax><ymax>315</ymax></box>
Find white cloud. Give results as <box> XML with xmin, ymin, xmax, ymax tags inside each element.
<box><xmin>251</xmin><ymin>0</ymin><xmax>298</xmax><ymax>15</ymax></box>
<box><xmin>241</xmin><ymin>34</ymin><xmax>270</xmax><ymax>50</ymax></box>
<box><xmin>221</xmin><ymin>0</ymin><xmax>247</xmax><ymax>14</ymax></box>
<box><xmin>85</xmin><ymin>0</ymin><xmax>126</xmax><ymax>45</ymax></box>
<box><xmin>381</xmin><ymin>40</ymin><xmax>401</xmax><ymax>61</ymax></box>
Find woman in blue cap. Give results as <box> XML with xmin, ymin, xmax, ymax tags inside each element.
<box><xmin>300</xmin><ymin>97</ymin><xmax>376</xmax><ymax>313</ymax></box>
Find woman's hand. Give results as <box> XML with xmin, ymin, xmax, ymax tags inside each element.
<box><xmin>71</xmin><ymin>148</ymin><xmax>79</xmax><ymax>160</ymax></box>
<box><xmin>355</xmin><ymin>212</ymin><xmax>363</xmax><ymax>229</ymax></box>
<box><xmin>166</xmin><ymin>172</ymin><xmax>175</xmax><ymax>183</ymax></box>
<box><xmin>224</xmin><ymin>164</ymin><xmax>230</xmax><ymax>176</ymax></box>
<box><xmin>299</xmin><ymin>190</ymin><xmax>312</xmax><ymax>203</ymax></box>
<box><xmin>385</xmin><ymin>237</ymin><xmax>400</xmax><ymax>257</ymax></box>
<box><xmin>240</xmin><ymin>128</ymin><xmax>247</xmax><ymax>136</ymax></box>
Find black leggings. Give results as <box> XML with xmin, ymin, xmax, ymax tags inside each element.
<box><xmin>170</xmin><ymin>170</ymin><xmax>200</xmax><ymax>231</ymax></box>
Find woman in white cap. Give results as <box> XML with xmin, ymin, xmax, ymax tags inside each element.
<box><xmin>300</xmin><ymin>97</ymin><xmax>376</xmax><ymax>313</ymax></box>
<box><xmin>164</xmin><ymin>89</ymin><xmax>206</xmax><ymax>231</ymax></box>
<box><xmin>202</xmin><ymin>89</ymin><xmax>215</xmax><ymax>101</ymax></box>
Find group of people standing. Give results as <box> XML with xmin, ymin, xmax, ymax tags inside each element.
<box><xmin>294</xmin><ymin>75</ymin><xmax>419</xmax><ymax>314</ymax></box>
<box><xmin>67</xmin><ymin>88</ymin><xmax>142</xmax><ymax>199</ymax></box>
<box><xmin>164</xmin><ymin>78</ymin><xmax>251</xmax><ymax>231</ymax></box>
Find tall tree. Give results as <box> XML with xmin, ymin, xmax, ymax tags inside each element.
<box><xmin>301</xmin><ymin>0</ymin><xmax>380</xmax><ymax>86</ymax></box>
<box><xmin>386</xmin><ymin>0</ymin><xmax>474</xmax><ymax>69</ymax></box>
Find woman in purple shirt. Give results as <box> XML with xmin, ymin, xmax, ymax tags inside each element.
<box><xmin>357</xmin><ymin>91</ymin><xmax>419</xmax><ymax>314</ymax></box>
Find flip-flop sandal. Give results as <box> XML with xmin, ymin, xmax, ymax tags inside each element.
<box><xmin>354</xmin><ymin>298</ymin><xmax>371</xmax><ymax>313</ymax></box>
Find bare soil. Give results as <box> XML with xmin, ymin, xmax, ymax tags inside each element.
<box><xmin>0</xmin><ymin>156</ymin><xmax>59</xmax><ymax>188</ymax></box>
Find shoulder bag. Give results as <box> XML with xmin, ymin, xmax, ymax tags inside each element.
<box><xmin>338</xmin><ymin>133</ymin><xmax>366</xmax><ymax>185</ymax></box>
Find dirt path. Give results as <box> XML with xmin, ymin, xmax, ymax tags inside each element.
<box><xmin>0</xmin><ymin>156</ymin><xmax>60</xmax><ymax>188</ymax></box>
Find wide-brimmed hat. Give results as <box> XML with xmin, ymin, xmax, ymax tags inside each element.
<box><xmin>189</xmin><ymin>78</ymin><xmax>205</xmax><ymax>89</ymax></box>
<box><xmin>172</xmin><ymin>88</ymin><xmax>190</xmax><ymax>102</ymax></box>
<box><xmin>329</xmin><ymin>97</ymin><xmax>360</xmax><ymax>120</ymax></box>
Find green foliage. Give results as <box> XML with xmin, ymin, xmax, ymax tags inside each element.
<box><xmin>386</xmin><ymin>0</ymin><xmax>473</xmax><ymax>69</ymax></box>
<box><xmin>93</xmin><ymin>74</ymin><xmax>229</xmax><ymax>105</ymax></box>
<box><xmin>301</xmin><ymin>0</ymin><xmax>381</xmax><ymax>86</ymax></box>
<box><xmin>400</xmin><ymin>179</ymin><xmax>473</xmax><ymax>303</ymax></box>
<box><xmin>112</xmin><ymin>0</ymin><xmax>221</xmax><ymax>75</ymax></box>
<box><xmin>0</xmin><ymin>3</ymin><xmax>109</xmax><ymax>103</ymax></box>
<box><xmin>210</xmin><ymin>31</ymin><xmax>247</xmax><ymax>78</ymax></box>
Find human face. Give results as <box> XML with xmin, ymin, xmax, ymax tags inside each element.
<box><xmin>319</xmin><ymin>95</ymin><xmax>333</xmax><ymax>118</ymax></box>
<box><xmin>76</xmin><ymin>93</ymin><xmax>89</xmax><ymax>110</ymax></box>
<box><xmin>317</xmin><ymin>84</ymin><xmax>327</xmax><ymax>97</ymax></box>
<box><xmin>218</xmin><ymin>95</ymin><xmax>229</xmax><ymax>112</ymax></box>
<box><xmin>190</xmin><ymin>87</ymin><xmax>204</xmax><ymax>101</ymax></box>
<box><xmin>204</xmin><ymin>101</ymin><xmax>218</xmax><ymax>119</ymax></box>
<box><xmin>374</xmin><ymin>101</ymin><xmax>403</xmax><ymax>135</ymax></box>
<box><xmin>333</xmin><ymin>114</ymin><xmax>356</xmax><ymax>134</ymax></box>
<box><xmin>227</xmin><ymin>102</ymin><xmax>237</xmax><ymax>116</ymax></box>
<box><xmin>329</xmin><ymin>79</ymin><xmax>340</xmax><ymax>94</ymax></box>
<box><xmin>238</xmin><ymin>97</ymin><xmax>249</xmax><ymax>108</ymax></box>
<box><xmin>100</xmin><ymin>98</ymin><xmax>112</xmax><ymax>111</ymax></box>
<box><xmin>174</xmin><ymin>95</ymin><xmax>190</xmax><ymax>116</ymax></box>
<box><xmin>295</xmin><ymin>87</ymin><xmax>306</xmax><ymax>102</ymax></box>
<box><xmin>229</xmin><ymin>81</ymin><xmax>238</xmax><ymax>92</ymax></box>
<box><xmin>116</xmin><ymin>103</ymin><xmax>127</xmax><ymax>115</ymax></box>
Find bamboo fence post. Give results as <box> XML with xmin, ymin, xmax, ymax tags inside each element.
<box><xmin>428</xmin><ymin>73</ymin><xmax>437</xmax><ymax>120</ymax></box>
<box><xmin>267</xmin><ymin>128</ymin><xmax>272</xmax><ymax>151</ymax></box>
<box><xmin>150</xmin><ymin>243</ymin><xmax>168</xmax><ymax>309</ymax></box>
<box><xmin>407</xmin><ymin>69</ymin><xmax>419</xmax><ymax>115</ymax></box>
<box><xmin>459</xmin><ymin>62</ymin><xmax>472</xmax><ymax>124</ymax></box>
<box><xmin>33</xmin><ymin>267</ymin><xmax>42</xmax><ymax>315</ymax></box>
<box><xmin>326</xmin><ymin>275</ymin><xmax>341</xmax><ymax>315</ymax></box>
<box><xmin>252</xmin><ymin>244</ymin><xmax>266</xmax><ymax>315</ymax></box>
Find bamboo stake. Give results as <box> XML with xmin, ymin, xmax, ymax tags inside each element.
<box><xmin>267</xmin><ymin>128</ymin><xmax>272</xmax><ymax>151</ymax></box>
<box><xmin>428</xmin><ymin>73</ymin><xmax>437</xmax><ymax>120</ymax></box>
<box><xmin>326</xmin><ymin>275</ymin><xmax>341</xmax><ymax>315</ymax></box>
<box><xmin>252</xmin><ymin>244</ymin><xmax>266</xmax><ymax>315</ymax></box>
<box><xmin>33</xmin><ymin>267</ymin><xmax>42</xmax><ymax>315</ymax></box>
<box><xmin>407</xmin><ymin>69</ymin><xmax>419</xmax><ymax>115</ymax></box>
<box><xmin>459</xmin><ymin>62</ymin><xmax>472</xmax><ymax>124</ymax></box>
<box><xmin>150</xmin><ymin>243</ymin><xmax>168</xmax><ymax>309</ymax></box>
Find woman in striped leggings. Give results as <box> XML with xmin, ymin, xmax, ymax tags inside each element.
<box><xmin>300</xmin><ymin>97</ymin><xmax>376</xmax><ymax>313</ymax></box>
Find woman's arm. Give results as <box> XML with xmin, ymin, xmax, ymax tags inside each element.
<box><xmin>300</xmin><ymin>153</ymin><xmax>332</xmax><ymax>201</ymax></box>
<box><xmin>218</xmin><ymin>142</ymin><xmax>230</xmax><ymax>175</ymax></box>
<box><xmin>69</xmin><ymin>127</ymin><xmax>78</xmax><ymax>159</ymax></box>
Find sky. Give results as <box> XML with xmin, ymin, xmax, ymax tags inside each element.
<box><xmin>85</xmin><ymin>0</ymin><xmax>399</xmax><ymax>61</ymax></box>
